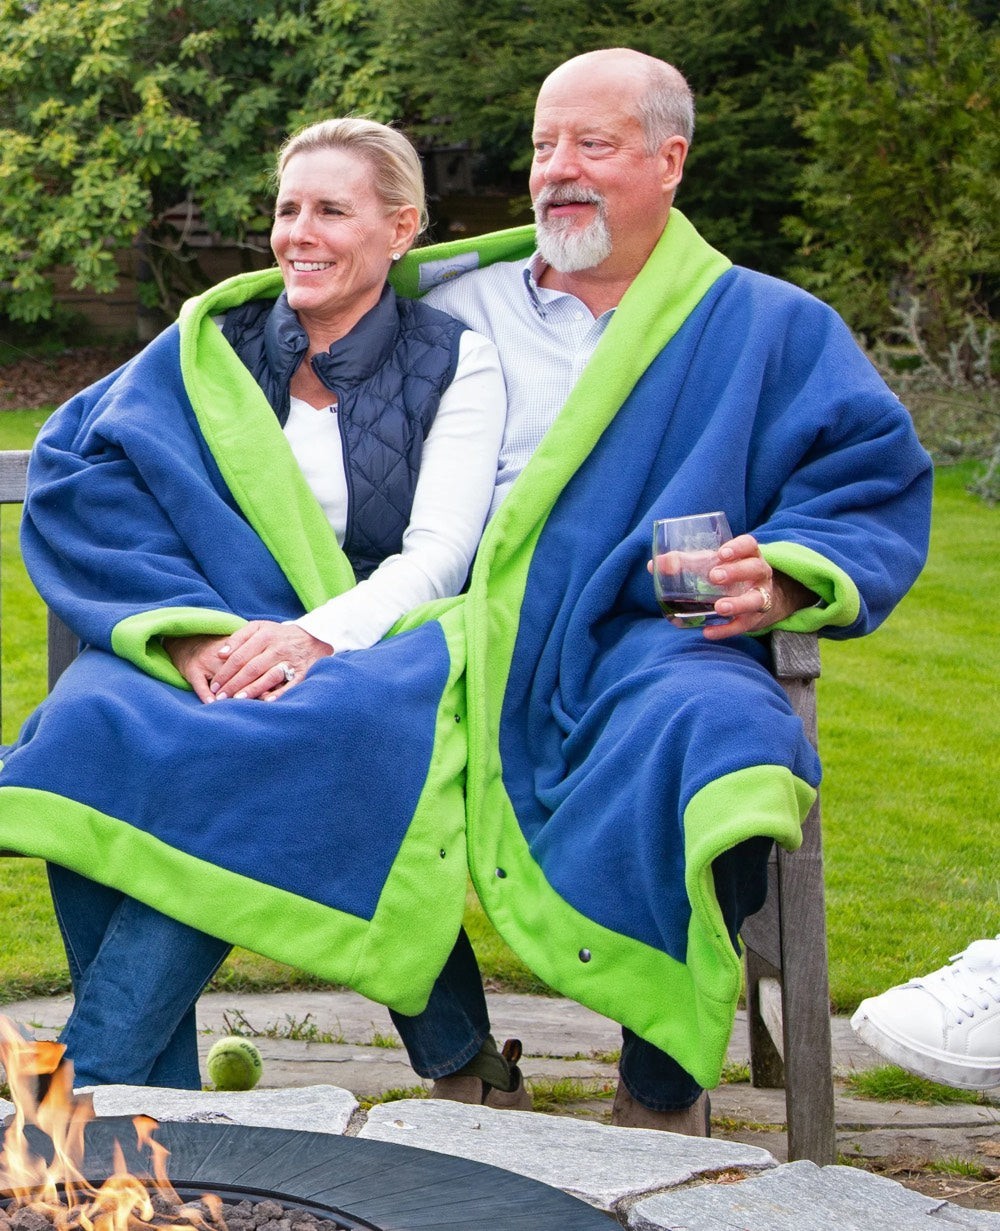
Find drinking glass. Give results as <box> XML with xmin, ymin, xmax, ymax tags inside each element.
<box><xmin>651</xmin><ymin>511</ymin><xmax>746</xmax><ymax>626</ymax></box>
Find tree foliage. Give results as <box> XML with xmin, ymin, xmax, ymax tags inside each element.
<box><xmin>0</xmin><ymin>0</ymin><xmax>996</xmax><ymax>345</ymax></box>
<box><xmin>369</xmin><ymin>0</ymin><xmax>634</xmax><ymax>164</ymax></box>
<box><xmin>788</xmin><ymin>0</ymin><xmax>1000</xmax><ymax>354</ymax></box>
<box><xmin>372</xmin><ymin>0</ymin><xmax>852</xmax><ymax>274</ymax></box>
<box><xmin>615</xmin><ymin>0</ymin><xmax>854</xmax><ymax>274</ymax></box>
<box><xmin>0</xmin><ymin>0</ymin><xmax>392</xmax><ymax>323</ymax></box>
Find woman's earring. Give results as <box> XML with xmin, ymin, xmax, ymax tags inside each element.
<box><xmin>391</xmin><ymin>252</ymin><xmax>402</xmax><ymax>262</ymax></box>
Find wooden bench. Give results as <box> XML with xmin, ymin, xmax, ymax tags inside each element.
<box><xmin>0</xmin><ymin>450</ymin><xmax>78</xmax><ymax>693</ymax></box>
<box><xmin>742</xmin><ymin>631</ymin><xmax>836</xmax><ymax>1165</ymax></box>
<box><xmin>0</xmin><ymin>445</ymin><xmax>836</xmax><ymax>1164</ymax></box>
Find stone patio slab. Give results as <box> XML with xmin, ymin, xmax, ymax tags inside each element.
<box><xmin>67</xmin><ymin>1084</ymin><xmax>357</xmax><ymax>1136</ymax></box>
<box><xmin>838</xmin><ymin>1121</ymin><xmax>1000</xmax><ymax>1167</ymax></box>
<box><xmin>360</xmin><ymin>1097</ymin><xmax>776</xmax><ymax>1212</ymax></box>
<box><xmin>627</xmin><ymin>1159</ymin><xmax>1000</xmax><ymax>1229</ymax></box>
<box><xmin>1</xmin><ymin>990</ymin><xmax>887</xmax><ymax>1073</ymax></box>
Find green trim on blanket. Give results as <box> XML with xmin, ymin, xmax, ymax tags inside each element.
<box><xmin>760</xmin><ymin>541</ymin><xmax>861</xmax><ymax>630</ymax></box>
<box><xmin>457</xmin><ymin>214</ymin><xmax>736</xmax><ymax>1049</ymax></box>
<box><xmin>345</xmin><ymin>600</ymin><xmax>470</xmax><ymax>1000</ymax></box>
<box><xmin>466</xmin><ymin>763</ymin><xmax>812</xmax><ymax>1089</ymax></box>
<box><xmin>177</xmin><ymin>270</ymin><xmax>357</xmax><ymax>611</ymax></box>
<box><xmin>391</xmin><ymin>226</ymin><xmax>537</xmax><ymax>299</ymax></box>
<box><xmin>0</xmin><ymin>767</ymin><xmax>467</xmax><ymax>1014</ymax></box>
<box><xmin>388</xmin><ymin>592</ymin><xmax>464</xmax><ymax>636</ymax></box>
<box><xmin>680</xmin><ymin>765</ymin><xmax>814</xmax><ymax>1083</ymax></box>
<box><xmin>465</xmin><ymin>209</ymin><xmax>731</xmax><ymax>749</ymax></box>
<box><xmin>111</xmin><ymin>606</ymin><xmax>246</xmax><ymax>688</ymax></box>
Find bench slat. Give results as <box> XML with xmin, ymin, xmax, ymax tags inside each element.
<box><xmin>0</xmin><ymin>450</ymin><xmax>29</xmax><ymax>503</ymax></box>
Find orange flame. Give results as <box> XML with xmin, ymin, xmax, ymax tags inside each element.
<box><xmin>0</xmin><ymin>1016</ymin><xmax>219</xmax><ymax>1231</ymax></box>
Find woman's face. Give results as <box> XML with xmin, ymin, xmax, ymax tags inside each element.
<box><xmin>271</xmin><ymin>147</ymin><xmax>418</xmax><ymax>336</ymax></box>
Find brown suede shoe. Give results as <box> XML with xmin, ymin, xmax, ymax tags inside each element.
<box><xmin>482</xmin><ymin>1074</ymin><xmax>533</xmax><ymax>1110</ymax></box>
<box><xmin>430</xmin><ymin>1038</ymin><xmax>533</xmax><ymax>1110</ymax></box>
<box><xmin>610</xmin><ymin>1084</ymin><xmax>711</xmax><ymax>1135</ymax></box>
<box><xmin>429</xmin><ymin>1073</ymin><xmax>491</xmax><ymax>1104</ymax></box>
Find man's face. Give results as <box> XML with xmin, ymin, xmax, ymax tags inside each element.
<box><xmin>529</xmin><ymin>59</ymin><xmax>685</xmax><ymax>279</ymax></box>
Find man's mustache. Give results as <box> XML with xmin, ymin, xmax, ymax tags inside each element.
<box><xmin>533</xmin><ymin>186</ymin><xmax>606</xmax><ymax>218</ymax></box>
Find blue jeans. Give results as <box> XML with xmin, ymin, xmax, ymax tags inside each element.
<box><xmin>48</xmin><ymin>864</ymin><xmax>231</xmax><ymax>1089</ymax></box>
<box><xmin>390</xmin><ymin>835</ymin><xmax>774</xmax><ymax>1111</ymax></box>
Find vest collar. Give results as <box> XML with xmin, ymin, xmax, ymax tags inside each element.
<box><xmin>263</xmin><ymin>284</ymin><xmax>400</xmax><ymax>395</ymax></box>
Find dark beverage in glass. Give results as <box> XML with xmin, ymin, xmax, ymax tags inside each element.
<box><xmin>652</xmin><ymin>513</ymin><xmax>738</xmax><ymax>626</ymax></box>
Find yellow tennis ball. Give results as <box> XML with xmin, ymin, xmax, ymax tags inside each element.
<box><xmin>206</xmin><ymin>1036</ymin><xmax>263</xmax><ymax>1091</ymax></box>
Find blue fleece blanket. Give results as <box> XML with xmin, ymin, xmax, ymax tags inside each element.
<box><xmin>0</xmin><ymin>269</ymin><xmax>472</xmax><ymax>1012</ymax></box>
<box><xmin>0</xmin><ymin>213</ymin><xmax>932</xmax><ymax>1085</ymax></box>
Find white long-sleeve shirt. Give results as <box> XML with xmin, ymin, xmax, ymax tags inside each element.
<box><xmin>288</xmin><ymin>329</ymin><xmax>505</xmax><ymax>650</ymax></box>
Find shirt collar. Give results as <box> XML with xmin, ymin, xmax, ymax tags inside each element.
<box><xmin>520</xmin><ymin>253</ymin><xmax>617</xmax><ymax>325</ymax></box>
<box><xmin>520</xmin><ymin>253</ymin><xmax>549</xmax><ymax>318</ymax></box>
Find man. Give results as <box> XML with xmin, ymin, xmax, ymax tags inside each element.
<box><xmin>384</xmin><ymin>47</ymin><xmax>934</xmax><ymax>1132</ymax></box>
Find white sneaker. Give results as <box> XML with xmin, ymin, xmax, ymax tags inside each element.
<box><xmin>850</xmin><ymin>935</ymin><xmax>1000</xmax><ymax>1090</ymax></box>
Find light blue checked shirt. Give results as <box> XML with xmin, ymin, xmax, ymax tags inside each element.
<box><xmin>424</xmin><ymin>255</ymin><xmax>615</xmax><ymax>519</ymax></box>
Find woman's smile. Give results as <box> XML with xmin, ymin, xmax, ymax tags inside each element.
<box><xmin>271</xmin><ymin>147</ymin><xmax>414</xmax><ymax>339</ymax></box>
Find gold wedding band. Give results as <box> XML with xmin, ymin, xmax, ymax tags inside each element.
<box><xmin>755</xmin><ymin>586</ymin><xmax>773</xmax><ymax>615</ymax></box>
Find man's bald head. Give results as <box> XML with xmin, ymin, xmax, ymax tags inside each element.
<box><xmin>539</xmin><ymin>49</ymin><xmax>695</xmax><ymax>152</ymax></box>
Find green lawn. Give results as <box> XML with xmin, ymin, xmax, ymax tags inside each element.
<box><xmin>0</xmin><ymin>405</ymin><xmax>995</xmax><ymax>1012</ymax></box>
<box><xmin>818</xmin><ymin>462</ymin><xmax>999</xmax><ymax>1007</ymax></box>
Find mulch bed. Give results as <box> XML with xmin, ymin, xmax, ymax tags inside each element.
<box><xmin>0</xmin><ymin>344</ymin><xmax>140</xmax><ymax>411</ymax></box>
<box><xmin>881</xmin><ymin>1169</ymin><xmax>1000</xmax><ymax>1215</ymax></box>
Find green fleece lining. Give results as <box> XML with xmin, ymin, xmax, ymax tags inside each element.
<box><xmin>471</xmin><ymin>764</ymin><xmax>812</xmax><ymax>1089</ymax></box>
<box><xmin>391</xmin><ymin>226</ymin><xmax>537</xmax><ymax>299</ymax></box>
<box><xmin>178</xmin><ymin>270</ymin><xmax>356</xmax><ymax>611</ymax></box>
<box><xmin>345</xmin><ymin>601</ymin><xmax>470</xmax><ymax>997</ymax></box>
<box><xmin>111</xmin><ymin>606</ymin><xmax>245</xmax><ymax>687</ymax></box>
<box><xmin>0</xmin><ymin>787</ymin><xmax>451</xmax><ymax>1012</ymax></box>
<box><xmin>760</xmin><ymin>541</ymin><xmax>861</xmax><ymax>630</ymax></box>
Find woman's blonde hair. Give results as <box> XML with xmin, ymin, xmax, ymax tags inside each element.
<box><xmin>276</xmin><ymin>117</ymin><xmax>428</xmax><ymax>235</ymax></box>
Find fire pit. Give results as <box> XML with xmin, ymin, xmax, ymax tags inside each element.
<box><xmin>1</xmin><ymin>1021</ymin><xmax>610</xmax><ymax>1230</ymax></box>
<box><xmin>20</xmin><ymin>1117</ymin><xmax>612</xmax><ymax>1229</ymax></box>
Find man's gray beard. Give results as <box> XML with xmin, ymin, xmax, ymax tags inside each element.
<box><xmin>535</xmin><ymin>212</ymin><xmax>613</xmax><ymax>273</ymax></box>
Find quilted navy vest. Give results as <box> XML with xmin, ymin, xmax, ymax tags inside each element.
<box><xmin>222</xmin><ymin>285</ymin><xmax>465</xmax><ymax>580</ymax></box>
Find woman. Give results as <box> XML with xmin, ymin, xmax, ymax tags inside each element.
<box><xmin>6</xmin><ymin>118</ymin><xmax>505</xmax><ymax>1090</ymax></box>
<box><xmin>171</xmin><ymin>117</ymin><xmax>504</xmax><ymax>701</ymax></box>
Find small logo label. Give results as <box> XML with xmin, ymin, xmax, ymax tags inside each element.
<box><xmin>417</xmin><ymin>251</ymin><xmax>481</xmax><ymax>292</ymax></box>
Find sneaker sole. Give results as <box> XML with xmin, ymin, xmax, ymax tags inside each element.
<box><xmin>851</xmin><ymin>1007</ymin><xmax>1000</xmax><ymax>1090</ymax></box>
